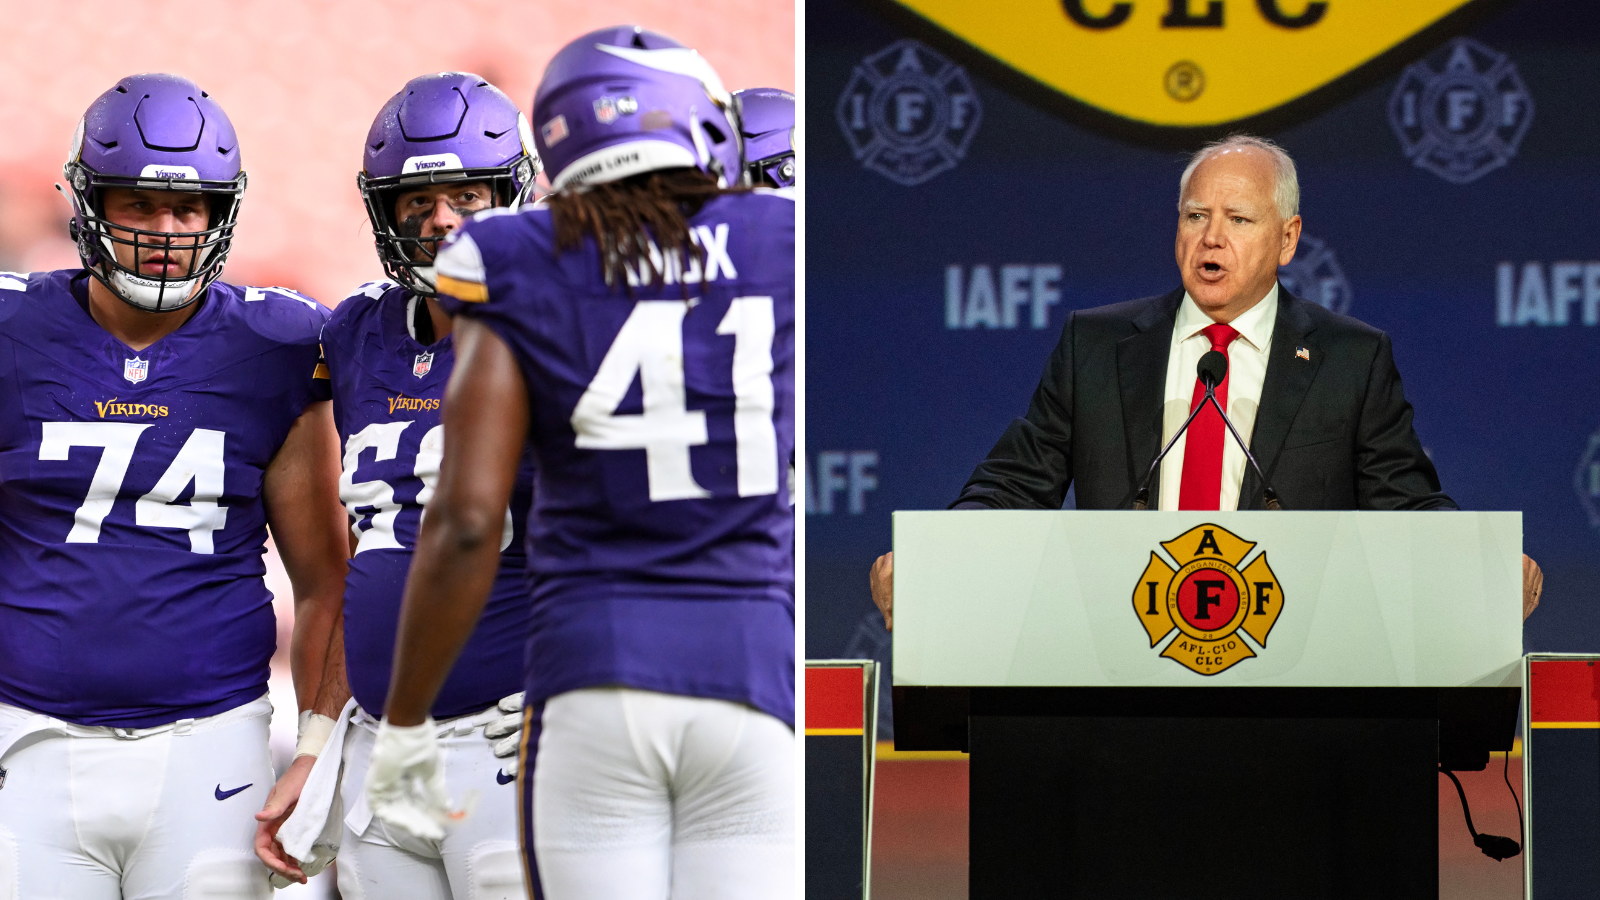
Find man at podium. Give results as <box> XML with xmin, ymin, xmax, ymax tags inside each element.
<box><xmin>870</xmin><ymin>135</ymin><xmax>1542</xmax><ymax>627</ymax></box>
<box><xmin>957</xmin><ymin>134</ymin><xmax>1450</xmax><ymax>515</ymax></box>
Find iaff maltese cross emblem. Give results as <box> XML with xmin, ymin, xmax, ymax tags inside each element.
<box><xmin>1387</xmin><ymin>37</ymin><xmax>1533</xmax><ymax>185</ymax></box>
<box><xmin>1276</xmin><ymin>233</ymin><xmax>1351</xmax><ymax>316</ymax></box>
<box><xmin>836</xmin><ymin>39</ymin><xmax>982</xmax><ymax>187</ymax></box>
<box><xmin>1132</xmin><ymin>524</ymin><xmax>1283</xmax><ymax>676</ymax></box>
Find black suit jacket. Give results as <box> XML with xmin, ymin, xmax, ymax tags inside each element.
<box><xmin>953</xmin><ymin>286</ymin><xmax>1456</xmax><ymax>511</ymax></box>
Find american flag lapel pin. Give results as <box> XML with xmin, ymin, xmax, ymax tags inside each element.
<box><xmin>1295</xmin><ymin>346</ymin><xmax>1310</xmax><ymax>361</ymax></box>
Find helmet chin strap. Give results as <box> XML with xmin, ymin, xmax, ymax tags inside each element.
<box><xmin>107</xmin><ymin>267</ymin><xmax>202</xmax><ymax>312</ymax></box>
<box><xmin>411</xmin><ymin>265</ymin><xmax>437</xmax><ymax>289</ymax></box>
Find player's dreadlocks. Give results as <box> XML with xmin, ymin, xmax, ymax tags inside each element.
<box><xmin>549</xmin><ymin>169</ymin><xmax>748</xmax><ymax>289</ymax></box>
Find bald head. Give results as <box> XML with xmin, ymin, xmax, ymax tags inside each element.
<box><xmin>1174</xmin><ymin>138</ymin><xmax>1303</xmax><ymax>323</ymax></box>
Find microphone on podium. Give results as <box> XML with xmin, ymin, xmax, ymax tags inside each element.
<box><xmin>1196</xmin><ymin>348</ymin><xmax>1228</xmax><ymax>392</ymax></box>
<box><xmin>1131</xmin><ymin>350</ymin><xmax>1284</xmax><ymax>511</ymax></box>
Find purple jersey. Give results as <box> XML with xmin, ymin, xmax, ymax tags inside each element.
<box><xmin>434</xmin><ymin>189</ymin><xmax>795</xmax><ymax>726</ymax></box>
<box><xmin>323</xmin><ymin>281</ymin><xmax>534</xmax><ymax>719</ymax></box>
<box><xmin>0</xmin><ymin>270</ymin><xmax>329</xmax><ymax>727</ymax></box>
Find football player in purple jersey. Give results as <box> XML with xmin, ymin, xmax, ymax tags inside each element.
<box><xmin>252</xmin><ymin>73</ymin><xmax>539</xmax><ymax>899</ymax></box>
<box><xmin>0</xmin><ymin>74</ymin><xmax>348</xmax><ymax>900</ymax></box>
<box><xmin>367</xmin><ymin>26</ymin><xmax>795</xmax><ymax>900</ymax></box>
<box><xmin>734</xmin><ymin>88</ymin><xmax>796</xmax><ymax>188</ymax></box>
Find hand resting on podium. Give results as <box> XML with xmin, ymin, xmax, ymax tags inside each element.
<box><xmin>1524</xmin><ymin>554</ymin><xmax>1542</xmax><ymax>620</ymax></box>
<box><xmin>870</xmin><ymin>551</ymin><xmax>894</xmax><ymax>630</ymax></box>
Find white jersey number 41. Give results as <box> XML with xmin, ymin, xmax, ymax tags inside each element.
<box><xmin>571</xmin><ymin>297</ymin><xmax>778</xmax><ymax>502</ymax></box>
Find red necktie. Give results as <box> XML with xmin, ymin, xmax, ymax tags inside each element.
<box><xmin>1178</xmin><ymin>323</ymin><xmax>1241</xmax><ymax>511</ymax></box>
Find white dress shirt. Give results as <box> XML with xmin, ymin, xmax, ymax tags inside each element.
<box><xmin>1158</xmin><ymin>285</ymin><xmax>1278</xmax><ymax>510</ymax></box>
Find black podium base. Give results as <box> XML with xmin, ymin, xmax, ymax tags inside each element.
<box><xmin>970</xmin><ymin>716</ymin><xmax>1439</xmax><ymax>900</ymax></box>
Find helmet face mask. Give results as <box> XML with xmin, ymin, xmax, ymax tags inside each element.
<box><xmin>359</xmin><ymin>74</ymin><xmax>540</xmax><ymax>297</ymax></box>
<box><xmin>751</xmin><ymin>150</ymin><xmax>795</xmax><ymax>188</ymax></box>
<box><xmin>734</xmin><ymin>88</ymin><xmax>795</xmax><ymax>188</ymax></box>
<box><xmin>359</xmin><ymin>162</ymin><xmax>533</xmax><ymax>295</ymax></box>
<box><xmin>64</xmin><ymin>74</ymin><xmax>246</xmax><ymax>313</ymax></box>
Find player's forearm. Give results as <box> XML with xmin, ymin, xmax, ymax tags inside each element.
<box><xmin>311</xmin><ymin>613</ymin><xmax>352</xmax><ymax>718</ymax></box>
<box><xmin>277</xmin><ymin>510</ymin><xmax>349</xmax><ymax>711</ymax></box>
<box><xmin>289</xmin><ymin>587</ymin><xmax>344</xmax><ymax>711</ymax></box>
<box><xmin>383</xmin><ymin>501</ymin><xmax>504</xmax><ymax>725</ymax></box>
<box><xmin>266</xmin><ymin>401</ymin><xmax>352</xmax><ymax>711</ymax></box>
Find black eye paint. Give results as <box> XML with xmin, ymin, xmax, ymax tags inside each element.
<box><xmin>398</xmin><ymin>213</ymin><xmax>427</xmax><ymax>240</ymax></box>
<box><xmin>397</xmin><ymin>213</ymin><xmax>439</xmax><ymax>262</ymax></box>
<box><xmin>397</xmin><ymin>196</ymin><xmax>488</xmax><ymax>262</ymax></box>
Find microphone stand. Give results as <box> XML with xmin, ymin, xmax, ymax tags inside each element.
<box><xmin>1200</xmin><ymin>389</ymin><xmax>1283</xmax><ymax>511</ymax></box>
<box><xmin>1131</xmin><ymin>399</ymin><xmax>1210</xmax><ymax>510</ymax></box>
<box><xmin>1132</xmin><ymin>370</ymin><xmax>1284</xmax><ymax>511</ymax></box>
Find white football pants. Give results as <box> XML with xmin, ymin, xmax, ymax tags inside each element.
<box><xmin>528</xmin><ymin>687</ymin><xmax>795</xmax><ymax>900</ymax></box>
<box><xmin>0</xmin><ymin>695</ymin><xmax>274</xmax><ymax>900</ymax></box>
<box><xmin>335</xmin><ymin>707</ymin><xmax>525</xmax><ymax>900</ymax></box>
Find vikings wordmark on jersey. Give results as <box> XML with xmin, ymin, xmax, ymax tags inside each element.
<box><xmin>435</xmin><ymin>188</ymin><xmax>796</xmax><ymax>726</ymax></box>
<box><xmin>322</xmin><ymin>280</ymin><xmax>534</xmax><ymax>718</ymax></box>
<box><xmin>0</xmin><ymin>271</ymin><xmax>328</xmax><ymax>727</ymax></box>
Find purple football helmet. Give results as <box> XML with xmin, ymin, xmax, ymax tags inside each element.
<box><xmin>533</xmin><ymin>26</ymin><xmax>742</xmax><ymax>190</ymax></box>
<box><xmin>733</xmin><ymin>88</ymin><xmax>795</xmax><ymax>187</ymax></box>
<box><xmin>63</xmin><ymin>73</ymin><xmax>245</xmax><ymax>313</ymax></box>
<box><xmin>359</xmin><ymin>72</ymin><xmax>540</xmax><ymax>296</ymax></box>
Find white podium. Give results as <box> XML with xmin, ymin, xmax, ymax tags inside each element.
<box><xmin>891</xmin><ymin>510</ymin><xmax>1523</xmax><ymax>899</ymax></box>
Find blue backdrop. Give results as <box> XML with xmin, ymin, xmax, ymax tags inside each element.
<box><xmin>805</xmin><ymin>0</ymin><xmax>1600</xmax><ymax>734</ymax></box>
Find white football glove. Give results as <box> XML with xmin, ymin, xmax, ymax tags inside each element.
<box><xmin>267</xmin><ymin>843</ymin><xmax>337</xmax><ymax>891</ymax></box>
<box><xmin>484</xmin><ymin>691</ymin><xmax>525</xmax><ymax>776</ymax></box>
<box><xmin>366</xmin><ymin>718</ymin><xmax>456</xmax><ymax>841</ymax></box>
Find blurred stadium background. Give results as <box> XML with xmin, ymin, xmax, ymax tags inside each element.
<box><xmin>0</xmin><ymin>0</ymin><xmax>794</xmax><ymax>299</ymax></box>
<box><xmin>0</xmin><ymin>2</ymin><xmax>791</xmax><ymax>896</ymax></box>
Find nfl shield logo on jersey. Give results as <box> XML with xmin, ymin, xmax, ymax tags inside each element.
<box><xmin>123</xmin><ymin>357</ymin><xmax>149</xmax><ymax>384</ymax></box>
<box><xmin>413</xmin><ymin>351</ymin><xmax>434</xmax><ymax>378</ymax></box>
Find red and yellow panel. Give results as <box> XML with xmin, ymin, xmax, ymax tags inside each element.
<box><xmin>806</xmin><ymin>664</ymin><xmax>868</xmax><ymax>735</ymax></box>
<box><xmin>1529</xmin><ymin>658</ymin><xmax>1600</xmax><ymax>729</ymax></box>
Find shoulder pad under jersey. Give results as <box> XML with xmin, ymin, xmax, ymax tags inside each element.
<box><xmin>216</xmin><ymin>282</ymin><xmax>330</xmax><ymax>346</ymax></box>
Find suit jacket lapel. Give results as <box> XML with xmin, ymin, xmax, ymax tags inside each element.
<box><xmin>1239</xmin><ymin>287</ymin><xmax>1322</xmax><ymax>509</ymax></box>
<box><xmin>1117</xmin><ymin>289</ymin><xmax>1182</xmax><ymax>507</ymax></box>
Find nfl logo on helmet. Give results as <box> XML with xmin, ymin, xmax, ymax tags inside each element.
<box><xmin>123</xmin><ymin>357</ymin><xmax>149</xmax><ymax>384</ymax></box>
<box><xmin>413</xmin><ymin>352</ymin><xmax>434</xmax><ymax>379</ymax></box>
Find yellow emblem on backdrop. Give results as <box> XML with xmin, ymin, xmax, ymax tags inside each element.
<box><xmin>1132</xmin><ymin>523</ymin><xmax>1283</xmax><ymax>675</ymax></box>
<box><xmin>888</xmin><ymin>0</ymin><xmax>1483</xmax><ymax>128</ymax></box>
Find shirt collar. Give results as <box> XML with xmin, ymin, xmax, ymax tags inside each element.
<box><xmin>1176</xmin><ymin>282</ymin><xmax>1279</xmax><ymax>352</ymax></box>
